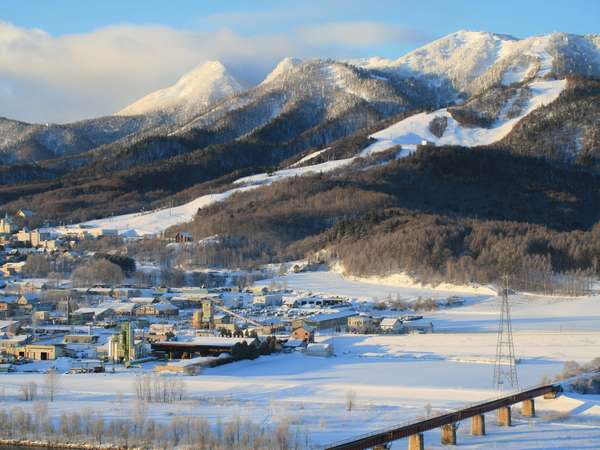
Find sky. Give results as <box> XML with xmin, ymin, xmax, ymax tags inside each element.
<box><xmin>0</xmin><ymin>0</ymin><xmax>598</xmax><ymax>123</ymax></box>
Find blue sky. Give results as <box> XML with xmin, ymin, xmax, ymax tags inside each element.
<box><xmin>4</xmin><ymin>0</ymin><xmax>599</xmax><ymax>57</ymax></box>
<box><xmin>1</xmin><ymin>0</ymin><xmax>598</xmax><ymax>122</ymax></box>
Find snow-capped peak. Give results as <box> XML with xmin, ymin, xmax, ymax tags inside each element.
<box><xmin>117</xmin><ymin>60</ymin><xmax>244</xmax><ymax>117</ymax></box>
<box><xmin>354</xmin><ymin>30</ymin><xmax>600</xmax><ymax>94</ymax></box>
<box><xmin>261</xmin><ymin>57</ymin><xmax>303</xmax><ymax>85</ymax></box>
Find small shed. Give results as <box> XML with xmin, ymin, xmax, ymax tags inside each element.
<box><xmin>305</xmin><ymin>343</ymin><xmax>333</xmax><ymax>357</ymax></box>
<box><xmin>380</xmin><ymin>317</ymin><xmax>404</xmax><ymax>333</ymax></box>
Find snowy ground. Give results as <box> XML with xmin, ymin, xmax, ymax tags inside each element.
<box><xmin>2</xmin><ymin>274</ymin><xmax>599</xmax><ymax>448</ymax></box>
<box><xmin>361</xmin><ymin>79</ymin><xmax>566</xmax><ymax>156</ymax></box>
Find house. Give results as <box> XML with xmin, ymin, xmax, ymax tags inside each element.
<box><xmin>0</xmin><ymin>214</ymin><xmax>16</xmax><ymax>235</ymax></box>
<box><xmin>0</xmin><ymin>297</ymin><xmax>18</xmax><ymax>319</ymax></box>
<box><xmin>0</xmin><ymin>320</ymin><xmax>20</xmax><ymax>336</ymax></box>
<box><xmin>30</xmin><ymin>230</ymin><xmax>54</xmax><ymax>247</ymax></box>
<box><xmin>380</xmin><ymin>317</ymin><xmax>404</xmax><ymax>333</ymax></box>
<box><xmin>175</xmin><ymin>231</ymin><xmax>193</xmax><ymax>243</ymax></box>
<box><xmin>130</xmin><ymin>297</ymin><xmax>158</xmax><ymax>305</ymax></box>
<box><xmin>291</xmin><ymin>325</ymin><xmax>315</xmax><ymax>343</ymax></box>
<box><xmin>0</xmin><ymin>334</ymin><xmax>31</xmax><ymax>350</ymax></box>
<box><xmin>347</xmin><ymin>315</ymin><xmax>379</xmax><ymax>334</ymax></box>
<box><xmin>136</xmin><ymin>301</ymin><xmax>178</xmax><ymax>317</ymax></box>
<box><xmin>107</xmin><ymin>302</ymin><xmax>139</xmax><ymax>316</ymax></box>
<box><xmin>1</xmin><ymin>261</ymin><xmax>26</xmax><ymax>277</ymax></box>
<box><xmin>71</xmin><ymin>306</ymin><xmax>114</xmax><ymax>323</ymax></box>
<box><xmin>252</xmin><ymin>293</ymin><xmax>283</xmax><ymax>307</ymax></box>
<box><xmin>16</xmin><ymin>209</ymin><xmax>34</xmax><ymax>219</ymax></box>
<box><xmin>16</xmin><ymin>294</ymin><xmax>39</xmax><ymax>313</ymax></box>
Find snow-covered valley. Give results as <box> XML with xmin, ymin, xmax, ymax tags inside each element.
<box><xmin>2</xmin><ymin>283</ymin><xmax>599</xmax><ymax>449</ymax></box>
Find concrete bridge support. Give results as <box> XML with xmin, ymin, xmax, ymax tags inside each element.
<box><xmin>544</xmin><ymin>390</ymin><xmax>558</xmax><ymax>399</ymax></box>
<box><xmin>441</xmin><ymin>423</ymin><xmax>457</xmax><ymax>445</ymax></box>
<box><xmin>497</xmin><ymin>406</ymin><xmax>512</xmax><ymax>426</ymax></box>
<box><xmin>471</xmin><ymin>414</ymin><xmax>485</xmax><ymax>435</ymax></box>
<box><xmin>408</xmin><ymin>433</ymin><xmax>424</xmax><ymax>450</ymax></box>
<box><xmin>522</xmin><ymin>398</ymin><xmax>535</xmax><ymax>417</ymax></box>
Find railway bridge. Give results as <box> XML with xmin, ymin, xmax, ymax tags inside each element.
<box><xmin>324</xmin><ymin>383</ymin><xmax>562</xmax><ymax>450</ymax></box>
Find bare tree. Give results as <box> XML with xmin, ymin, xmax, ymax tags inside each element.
<box><xmin>45</xmin><ymin>368</ymin><xmax>60</xmax><ymax>402</ymax></box>
<box><xmin>345</xmin><ymin>390</ymin><xmax>356</xmax><ymax>412</ymax></box>
<box><xmin>20</xmin><ymin>381</ymin><xmax>38</xmax><ymax>401</ymax></box>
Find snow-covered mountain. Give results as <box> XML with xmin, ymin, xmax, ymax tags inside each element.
<box><xmin>4</xmin><ymin>30</ymin><xmax>600</xmax><ymax>227</ymax></box>
<box><xmin>117</xmin><ymin>61</ymin><xmax>244</xmax><ymax>120</ymax></box>
<box><xmin>354</xmin><ymin>30</ymin><xmax>600</xmax><ymax>96</ymax></box>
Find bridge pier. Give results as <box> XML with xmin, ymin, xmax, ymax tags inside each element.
<box><xmin>408</xmin><ymin>433</ymin><xmax>424</xmax><ymax>450</ymax></box>
<box><xmin>497</xmin><ymin>406</ymin><xmax>512</xmax><ymax>426</ymax></box>
<box><xmin>471</xmin><ymin>414</ymin><xmax>485</xmax><ymax>436</ymax></box>
<box><xmin>522</xmin><ymin>398</ymin><xmax>535</xmax><ymax>417</ymax></box>
<box><xmin>544</xmin><ymin>390</ymin><xmax>558</xmax><ymax>399</ymax></box>
<box><xmin>441</xmin><ymin>423</ymin><xmax>457</xmax><ymax>445</ymax></box>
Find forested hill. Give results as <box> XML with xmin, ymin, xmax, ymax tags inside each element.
<box><xmin>176</xmin><ymin>146</ymin><xmax>600</xmax><ymax>291</ymax></box>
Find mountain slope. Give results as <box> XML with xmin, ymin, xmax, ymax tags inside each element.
<box><xmin>355</xmin><ymin>31</ymin><xmax>600</xmax><ymax>96</ymax></box>
<box><xmin>0</xmin><ymin>62</ymin><xmax>244</xmax><ymax>165</ymax></box>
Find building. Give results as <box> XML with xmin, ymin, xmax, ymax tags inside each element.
<box><xmin>107</xmin><ymin>302</ymin><xmax>139</xmax><ymax>316</ymax></box>
<box><xmin>151</xmin><ymin>337</ymin><xmax>257</xmax><ymax>358</ymax></box>
<box><xmin>175</xmin><ymin>231</ymin><xmax>193</xmax><ymax>243</ymax></box>
<box><xmin>0</xmin><ymin>298</ymin><xmax>18</xmax><ymax>319</ymax></box>
<box><xmin>0</xmin><ymin>320</ymin><xmax>20</xmax><ymax>336</ymax></box>
<box><xmin>71</xmin><ymin>306</ymin><xmax>114</xmax><ymax>323</ymax></box>
<box><xmin>380</xmin><ymin>317</ymin><xmax>404</xmax><ymax>333</ymax></box>
<box><xmin>7</xmin><ymin>344</ymin><xmax>65</xmax><ymax>360</ymax></box>
<box><xmin>63</xmin><ymin>334</ymin><xmax>99</xmax><ymax>345</ymax></box>
<box><xmin>305</xmin><ymin>343</ymin><xmax>333</xmax><ymax>357</ymax></box>
<box><xmin>108</xmin><ymin>322</ymin><xmax>143</xmax><ymax>362</ymax></box>
<box><xmin>1</xmin><ymin>262</ymin><xmax>26</xmax><ymax>277</ymax></box>
<box><xmin>16</xmin><ymin>294</ymin><xmax>39</xmax><ymax>314</ymax></box>
<box><xmin>347</xmin><ymin>315</ymin><xmax>379</xmax><ymax>334</ymax></box>
<box><xmin>301</xmin><ymin>310</ymin><xmax>358</xmax><ymax>331</ymax></box>
<box><xmin>0</xmin><ymin>334</ymin><xmax>31</xmax><ymax>351</ymax></box>
<box><xmin>0</xmin><ymin>214</ymin><xmax>16</xmax><ymax>235</ymax></box>
<box><xmin>136</xmin><ymin>301</ymin><xmax>178</xmax><ymax>317</ymax></box>
<box><xmin>16</xmin><ymin>209</ymin><xmax>34</xmax><ymax>219</ymax></box>
<box><xmin>283</xmin><ymin>295</ymin><xmax>348</xmax><ymax>308</ymax></box>
<box><xmin>253</xmin><ymin>293</ymin><xmax>283</xmax><ymax>307</ymax></box>
<box><xmin>291</xmin><ymin>325</ymin><xmax>315</xmax><ymax>343</ymax></box>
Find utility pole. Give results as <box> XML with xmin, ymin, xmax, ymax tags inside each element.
<box><xmin>493</xmin><ymin>274</ymin><xmax>519</xmax><ymax>391</ymax></box>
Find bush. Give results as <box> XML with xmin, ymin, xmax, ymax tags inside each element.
<box><xmin>22</xmin><ymin>254</ymin><xmax>50</xmax><ymax>278</ymax></box>
<box><xmin>72</xmin><ymin>259</ymin><xmax>123</xmax><ymax>287</ymax></box>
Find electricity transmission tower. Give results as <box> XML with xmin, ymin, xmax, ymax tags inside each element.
<box><xmin>493</xmin><ymin>275</ymin><xmax>519</xmax><ymax>391</ymax></box>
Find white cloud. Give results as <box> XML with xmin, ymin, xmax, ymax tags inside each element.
<box><xmin>0</xmin><ymin>20</ymin><xmax>429</xmax><ymax>123</ymax></box>
<box><xmin>297</xmin><ymin>21</ymin><xmax>430</xmax><ymax>48</ymax></box>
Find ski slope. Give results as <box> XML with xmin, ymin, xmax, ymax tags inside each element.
<box><xmin>361</xmin><ymin>78</ymin><xmax>566</xmax><ymax>156</ymax></box>
<box><xmin>75</xmin><ymin>157</ymin><xmax>356</xmax><ymax>237</ymax></box>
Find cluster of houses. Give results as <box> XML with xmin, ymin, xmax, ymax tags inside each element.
<box><xmin>0</xmin><ymin>272</ymin><xmax>437</xmax><ymax>374</ymax></box>
<box><xmin>0</xmin><ymin>211</ymin><xmax>121</xmax><ymax>278</ymax></box>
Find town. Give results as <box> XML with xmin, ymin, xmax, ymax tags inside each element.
<box><xmin>0</xmin><ymin>210</ymin><xmax>440</xmax><ymax>376</ymax></box>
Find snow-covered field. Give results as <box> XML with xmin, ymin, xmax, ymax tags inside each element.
<box><xmin>2</xmin><ymin>275</ymin><xmax>599</xmax><ymax>448</ymax></box>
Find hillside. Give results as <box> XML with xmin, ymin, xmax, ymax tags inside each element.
<box><xmin>175</xmin><ymin>146</ymin><xmax>600</xmax><ymax>290</ymax></box>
